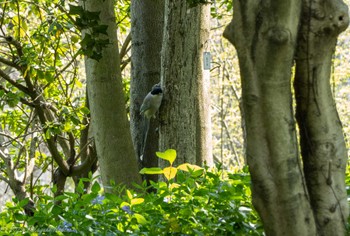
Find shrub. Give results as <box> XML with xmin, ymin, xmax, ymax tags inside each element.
<box><xmin>0</xmin><ymin>150</ymin><xmax>263</xmax><ymax>235</ymax></box>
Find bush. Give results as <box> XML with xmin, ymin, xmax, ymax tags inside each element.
<box><xmin>0</xmin><ymin>150</ymin><xmax>262</xmax><ymax>235</ymax></box>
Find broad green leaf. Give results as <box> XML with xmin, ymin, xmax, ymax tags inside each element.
<box><xmin>17</xmin><ymin>198</ymin><xmax>29</xmax><ymax>208</ymax></box>
<box><xmin>131</xmin><ymin>198</ymin><xmax>144</xmax><ymax>206</ymax></box>
<box><xmin>91</xmin><ymin>182</ymin><xmax>101</xmax><ymax>193</ymax></box>
<box><xmin>163</xmin><ymin>167</ymin><xmax>177</xmax><ymax>181</ymax></box>
<box><xmin>177</xmin><ymin>163</ymin><xmax>203</xmax><ymax>172</ymax></box>
<box><xmin>134</xmin><ymin>213</ymin><xmax>148</xmax><ymax>225</ymax></box>
<box><xmin>120</xmin><ymin>202</ymin><xmax>130</xmax><ymax>208</ymax></box>
<box><xmin>139</xmin><ymin>167</ymin><xmax>163</xmax><ymax>175</ymax></box>
<box><xmin>126</xmin><ymin>190</ymin><xmax>133</xmax><ymax>200</ymax></box>
<box><xmin>156</xmin><ymin>149</ymin><xmax>177</xmax><ymax>165</ymax></box>
<box><xmin>169</xmin><ymin>183</ymin><xmax>180</xmax><ymax>190</ymax></box>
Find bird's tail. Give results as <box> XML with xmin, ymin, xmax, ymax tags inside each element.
<box><xmin>140</xmin><ymin>117</ymin><xmax>150</xmax><ymax>165</ymax></box>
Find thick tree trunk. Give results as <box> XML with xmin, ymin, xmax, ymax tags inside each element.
<box><xmin>224</xmin><ymin>1</ymin><xmax>316</xmax><ymax>235</ymax></box>
<box><xmin>295</xmin><ymin>0</ymin><xmax>349</xmax><ymax>235</ymax></box>
<box><xmin>83</xmin><ymin>0</ymin><xmax>141</xmax><ymax>190</ymax></box>
<box><xmin>130</xmin><ymin>0</ymin><xmax>164</xmax><ymax>183</ymax></box>
<box><xmin>159</xmin><ymin>1</ymin><xmax>212</xmax><ymax>167</ymax></box>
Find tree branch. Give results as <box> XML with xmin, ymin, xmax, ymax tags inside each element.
<box><xmin>0</xmin><ymin>68</ymin><xmax>30</xmax><ymax>94</ymax></box>
<box><xmin>119</xmin><ymin>32</ymin><xmax>131</xmax><ymax>61</ymax></box>
<box><xmin>0</xmin><ymin>175</ymin><xmax>10</xmax><ymax>184</ymax></box>
<box><xmin>0</xmin><ymin>56</ymin><xmax>19</xmax><ymax>69</ymax></box>
<box><xmin>0</xmin><ymin>84</ymin><xmax>35</xmax><ymax>107</ymax></box>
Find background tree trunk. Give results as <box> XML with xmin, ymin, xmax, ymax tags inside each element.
<box><xmin>159</xmin><ymin>1</ymin><xmax>212</xmax><ymax>167</ymax></box>
<box><xmin>223</xmin><ymin>0</ymin><xmax>317</xmax><ymax>235</ymax></box>
<box><xmin>294</xmin><ymin>0</ymin><xmax>349</xmax><ymax>234</ymax></box>
<box><xmin>130</xmin><ymin>0</ymin><xmax>164</xmax><ymax>183</ymax></box>
<box><xmin>83</xmin><ymin>0</ymin><xmax>141</xmax><ymax>190</ymax></box>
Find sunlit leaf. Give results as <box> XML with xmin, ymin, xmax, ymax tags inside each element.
<box><xmin>134</xmin><ymin>213</ymin><xmax>148</xmax><ymax>225</ymax></box>
<box><xmin>126</xmin><ymin>190</ymin><xmax>133</xmax><ymax>200</ymax></box>
<box><xmin>131</xmin><ymin>198</ymin><xmax>144</xmax><ymax>206</ymax></box>
<box><xmin>156</xmin><ymin>149</ymin><xmax>177</xmax><ymax>165</ymax></box>
<box><xmin>177</xmin><ymin>163</ymin><xmax>203</xmax><ymax>172</ymax></box>
<box><xmin>139</xmin><ymin>167</ymin><xmax>163</xmax><ymax>175</ymax></box>
<box><xmin>163</xmin><ymin>167</ymin><xmax>177</xmax><ymax>181</ymax></box>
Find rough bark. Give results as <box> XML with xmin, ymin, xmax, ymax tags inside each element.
<box><xmin>160</xmin><ymin>1</ymin><xmax>212</xmax><ymax>167</ymax></box>
<box><xmin>130</xmin><ymin>0</ymin><xmax>164</xmax><ymax>183</ymax></box>
<box><xmin>295</xmin><ymin>0</ymin><xmax>349</xmax><ymax>235</ymax></box>
<box><xmin>224</xmin><ymin>0</ymin><xmax>316</xmax><ymax>235</ymax></box>
<box><xmin>83</xmin><ymin>0</ymin><xmax>141</xmax><ymax>190</ymax></box>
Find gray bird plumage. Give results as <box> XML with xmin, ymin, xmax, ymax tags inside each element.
<box><xmin>140</xmin><ymin>83</ymin><xmax>163</xmax><ymax>160</ymax></box>
<box><xmin>140</xmin><ymin>84</ymin><xmax>163</xmax><ymax>119</ymax></box>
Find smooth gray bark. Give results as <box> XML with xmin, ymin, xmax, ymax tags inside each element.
<box><xmin>295</xmin><ymin>0</ymin><xmax>349</xmax><ymax>235</ymax></box>
<box><xmin>160</xmin><ymin>1</ymin><xmax>213</xmax><ymax>167</ymax></box>
<box><xmin>224</xmin><ymin>0</ymin><xmax>349</xmax><ymax>235</ymax></box>
<box><xmin>130</xmin><ymin>0</ymin><xmax>164</xmax><ymax>183</ymax></box>
<box><xmin>224</xmin><ymin>0</ymin><xmax>316</xmax><ymax>235</ymax></box>
<box><xmin>83</xmin><ymin>0</ymin><xmax>141</xmax><ymax>190</ymax></box>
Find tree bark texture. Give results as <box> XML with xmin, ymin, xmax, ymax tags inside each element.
<box><xmin>224</xmin><ymin>0</ymin><xmax>316</xmax><ymax>235</ymax></box>
<box><xmin>295</xmin><ymin>0</ymin><xmax>349</xmax><ymax>235</ymax></box>
<box><xmin>160</xmin><ymin>1</ymin><xmax>212</xmax><ymax>167</ymax></box>
<box><xmin>224</xmin><ymin>0</ymin><xmax>349</xmax><ymax>235</ymax></box>
<box><xmin>83</xmin><ymin>0</ymin><xmax>141</xmax><ymax>190</ymax></box>
<box><xmin>130</xmin><ymin>0</ymin><xmax>164</xmax><ymax>183</ymax></box>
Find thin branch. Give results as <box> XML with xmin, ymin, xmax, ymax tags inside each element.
<box><xmin>119</xmin><ymin>32</ymin><xmax>131</xmax><ymax>61</ymax></box>
<box><xmin>0</xmin><ymin>84</ymin><xmax>35</xmax><ymax>107</ymax></box>
<box><xmin>23</xmin><ymin>136</ymin><xmax>37</xmax><ymax>184</ymax></box>
<box><xmin>0</xmin><ymin>175</ymin><xmax>10</xmax><ymax>184</ymax></box>
<box><xmin>121</xmin><ymin>57</ymin><xmax>131</xmax><ymax>72</ymax></box>
<box><xmin>0</xmin><ymin>149</ymin><xmax>9</xmax><ymax>162</ymax></box>
<box><xmin>71</xmin><ymin>143</ymin><xmax>97</xmax><ymax>176</ymax></box>
<box><xmin>0</xmin><ymin>68</ymin><xmax>30</xmax><ymax>94</ymax></box>
<box><xmin>0</xmin><ymin>56</ymin><xmax>19</xmax><ymax>69</ymax></box>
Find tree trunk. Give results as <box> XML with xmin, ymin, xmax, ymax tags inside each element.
<box><xmin>82</xmin><ymin>0</ymin><xmax>141</xmax><ymax>190</ymax></box>
<box><xmin>130</xmin><ymin>0</ymin><xmax>164</xmax><ymax>183</ymax></box>
<box><xmin>159</xmin><ymin>1</ymin><xmax>212</xmax><ymax>167</ymax></box>
<box><xmin>294</xmin><ymin>0</ymin><xmax>349</xmax><ymax>235</ymax></box>
<box><xmin>224</xmin><ymin>0</ymin><xmax>349</xmax><ymax>235</ymax></box>
<box><xmin>224</xmin><ymin>1</ymin><xmax>316</xmax><ymax>235</ymax></box>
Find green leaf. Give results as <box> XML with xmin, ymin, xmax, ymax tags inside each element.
<box><xmin>134</xmin><ymin>213</ymin><xmax>148</xmax><ymax>225</ymax></box>
<box><xmin>68</xmin><ymin>4</ymin><xmax>84</xmax><ymax>16</ymax></box>
<box><xmin>156</xmin><ymin>149</ymin><xmax>177</xmax><ymax>165</ymax></box>
<box><xmin>17</xmin><ymin>198</ymin><xmax>29</xmax><ymax>208</ymax></box>
<box><xmin>130</xmin><ymin>198</ymin><xmax>144</xmax><ymax>206</ymax></box>
<box><xmin>91</xmin><ymin>182</ymin><xmax>101</xmax><ymax>193</ymax></box>
<box><xmin>163</xmin><ymin>167</ymin><xmax>177</xmax><ymax>181</ymax></box>
<box><xmin>177</xmin><ymin>163</ymin><xmax>203</xmax><ymax>172</ymax></box>
<box><xmin>92</xmin><ymin>25</ymin><xmax>108</xmax><ymax>35</ymax></box>
<box><xmin>80</xmin><ymin>107</ymin><xmax>90</xmax><ymax>114</ymax></box>
<box><xmin>139</xmin><ymin>167</ymin><xmax>163</xmax><ymax>175</ymax></box>
<box><xmin>126</xmin><ymin>190</ymin><xmax>133</xmax><ymax>200</ymax></box>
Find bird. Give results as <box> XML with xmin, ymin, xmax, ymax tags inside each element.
<box><xmin>140</xmin><ymin>83</ymin><xmax>163</xmax><ymax>119</ymax></box>
<box><xmin>139</xmin><ymin>83</ymin><xmax>163</xmax><ymax>160</ymax></box>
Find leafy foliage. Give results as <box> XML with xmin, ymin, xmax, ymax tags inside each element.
<box><xmin>0</xmin><ymin>166</ymin><xmax>263</xmax><ymax>235</ymax></box>
<box><xmin>68</xmin><ymin>4</ymin><xmax>109</xmax><ymax>61</ymax></box>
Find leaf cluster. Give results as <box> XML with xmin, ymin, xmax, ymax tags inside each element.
<box><xmin>0</xmin><ymin>167</ymin><xmax>263</xmax><ymax>235</ymax></box>
<box><xmin>68</xmin><ymin>4</ymin><xmax>109</xmax><ymax>61</ymax></box>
